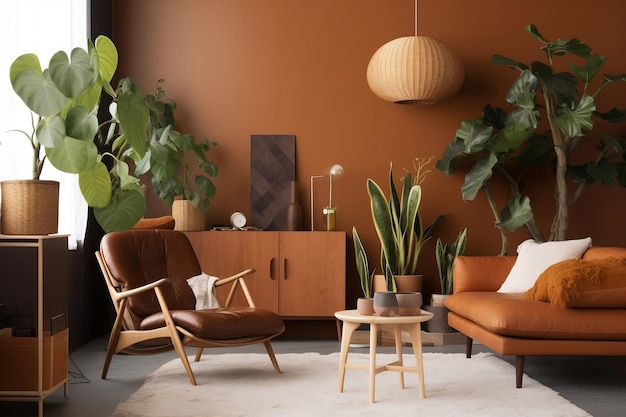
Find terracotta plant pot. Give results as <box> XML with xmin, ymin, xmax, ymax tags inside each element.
<box><xmin>373</xmin><ymin>274</ymin><xmax>424</xmax><ymax>293</ymax></box>
<box><xmin>356</xmin><ymin>297</ymin><xmax>374</xmax><ymax>316</ymax></box>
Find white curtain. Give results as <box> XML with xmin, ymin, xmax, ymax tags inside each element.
<box><xmin>0</xmin><ymin>0</ymin><xmax>88</xmax><ymax>249</ymax></box>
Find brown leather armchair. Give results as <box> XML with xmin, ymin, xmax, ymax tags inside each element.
<box><xmin>95</xmin><ymin>229</ymin><xmax>285</xmax><ymax>385</ymax></box>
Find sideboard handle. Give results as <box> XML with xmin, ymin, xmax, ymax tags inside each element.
<box><xmin>283</xmin><ymin>258</ymin><xmax>288</xmax><ymax>280</ymax></box>
<box><xmin>269</xmin><ymin>257</ymin><xmax>276</xmax><ymax>280</ymax></box>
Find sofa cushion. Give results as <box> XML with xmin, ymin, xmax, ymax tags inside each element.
<box><xmin>497</xmin><ymin>237</ymin><xmax>592</xmax><ymax>293</ymax></box>
<box><xmin>445</xmin><ymin>292</ymin><xmax>626</xmax><ymax>340</ymax></box>
<box><xmin>525</xmin><ymin>257</ymin><xmax>626</xmax><ymax>308</ymax></box>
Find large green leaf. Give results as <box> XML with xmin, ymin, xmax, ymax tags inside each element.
<box><xmin>94</xmin><ymin>35</ymin><xmax>118</xmax><ymax>84</ymax></box>
<box><xmin>117</xmin><ymin>88</ymin><xmax>149</xmax><ymax>157</ymax></box>
<box><xmin>461</xmin><ymin>154</ymin><xmax>497</xmax><ymax>201</ymax></box>
<box><xmin>435</xmin><ymin>139</ymin><xmax>465</xmax><ymax>175</ymax></box>
<box><xmin>570</xmin><ymin>54</ymin><xmax>606</xmax><ymax>83</ymax></box>
<box><xmin>93</xmin><ymin>188</ymin><xmax>146</xmax><ymax>232</ymax></box>
<box><xmin>11</xmin><ymin>66</ymin><xmax>68</xmax><ymax>117</ymax></box>
<box><xmin>486</xmin><ymin>122</ymin><xmax>534</xmax><ymax>154</ymax></box>
<box><xmin>555</xmin><ymin>94</ymin><xmax>595</xmax><ymax>138</ymax></box>
<box><xmin>78</xmin><ymin>160</ymin><xmax>112</xmax><ymax>207</ymax></box>
<box><xmin>499</xmin><ymin>195</ymin><xmax>533</xmax><ymax>230</ymax></box>
<box><xmin>586</xmin><ymin>158</ymin><xmax>617</xmax><ymax>186</ymax></box>
<box><xmin>65</xmin><ymin>106</ymin><xmax>99</xmax><ymax>141</ymax></box>
<box><xmin>45</xmin><ymin>136</ymin><xmax>96</xmax><ymax>173</ymax></box>
<box><xmin>36</xmin><ymin>116</ymin><xmax>65</xmax><ymax>148</ymax></box>
<box><xmin>48</xmin><ymin>48</ymin><xmax>96</xmax><ymax>98</ymax></box>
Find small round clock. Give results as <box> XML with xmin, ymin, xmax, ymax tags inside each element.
<box><xmin>230</xmin><ymin>211</ymin><xmax>247</xmax><ymax>229</ymax></box>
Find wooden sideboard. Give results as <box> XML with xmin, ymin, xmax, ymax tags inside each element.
<box><xmin>0</xmin><ymin>234</ymin><xmax>69</xmax><ymax>417</ymax></box>
<box><xmin>185</xmin><ymin>231</ymin><xmax>346</xmax><ymax>318</ymax></box>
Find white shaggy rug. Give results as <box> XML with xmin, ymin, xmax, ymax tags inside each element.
<box><xmin>111</xmin><ymin>352</ymin><xmax>590</xmax><ymax>417</ymax></box>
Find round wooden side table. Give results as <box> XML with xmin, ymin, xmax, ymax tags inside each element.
<box><xmin>334</xmin><ymin>309</ymin><xmax>434</xmax><ymax>403</ymax></box>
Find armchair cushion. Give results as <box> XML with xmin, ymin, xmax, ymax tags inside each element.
<box><xmin>141</xmin><ymin>307</ymin><xmax>285</xmax><ymax>339</ymax></box>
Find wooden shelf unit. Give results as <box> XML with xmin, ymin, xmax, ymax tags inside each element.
<box><xmin>0</xmin><ymin>234</ymin><xmax>69</xmax><ymax>417</ymax></box>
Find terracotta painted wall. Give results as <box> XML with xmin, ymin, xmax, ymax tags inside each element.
<box><xmin>111</xmin><ymin>0</ymin><xmax>626</xmax><ymax>303</ymax></box>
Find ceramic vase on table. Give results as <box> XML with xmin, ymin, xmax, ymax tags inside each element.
<box><xmin>356</xmin><ymin>297</ymin><xmax>374</xmax><ymax>316</ymax></box>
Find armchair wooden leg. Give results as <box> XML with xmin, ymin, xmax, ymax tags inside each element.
<box><xmin>194</xmin><ymin>348</ymin><xmax>204</xmax><ymax>362</ymax></box>
<box><xmin>102</xmin><ymin>301</ymin><xmax>127</xmax><ymax>379</ymax></box>
<box><xmin>264</xmin><ymin>341</ymin><xmax>281</xmax><ymax>373</ymax></box>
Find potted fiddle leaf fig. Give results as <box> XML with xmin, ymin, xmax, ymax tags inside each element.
<box><xmin>367</xmin><ymin>158</ymin><xmax>443</xmax><ymax>292</ymax></box>
<box><xmin>436</xmin><ymin>24</ymin><xmax>626</xmax><ymax>254</ymax></box>
<box><xmin>141</xmin><ymin>81</ymin><xmax>219</xmax><ymax>231</ymax></box>
<box><xmin>9</xmin><ymin>35</ymin><xmax>151</xmax><ymax>232</ymax></box>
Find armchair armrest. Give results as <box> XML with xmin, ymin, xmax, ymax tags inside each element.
<box><xmin>215</xmin><ymin>269</ymin><xmax>257</xmax><ymax>307</ymax></box>
<box><xmin>111</xmin><ymin>278</ymin><xmax>171</xmax><ymax>302</ymax></box>
<box><xmin>453</xmin><ymin>256</ymin><xmax>517</xmax><ymax>293</ymax></box>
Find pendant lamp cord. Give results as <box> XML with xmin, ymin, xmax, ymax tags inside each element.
<box><xmin>414</xmin><ymin>0</ymin><xmax>418</xmax><ymax>36</ymax></box>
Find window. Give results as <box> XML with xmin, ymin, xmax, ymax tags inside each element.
<box><xmin>0</xmin><ymin>0</ymin><xmax>88</xmax><ymax>248</ymax></box>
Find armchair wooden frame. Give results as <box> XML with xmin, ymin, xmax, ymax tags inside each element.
<box><xmin>95</xmin><ymin>251</ymin><xmax>282</xmax><ymax>386</ymax></box>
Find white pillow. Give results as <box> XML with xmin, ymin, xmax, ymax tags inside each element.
<box><xmin>497</xmin><ymin>237</ymin><xmax>592</xmax><ymax>293</ymax></box>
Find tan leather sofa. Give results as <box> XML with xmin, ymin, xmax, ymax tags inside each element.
<box><xmin>445</xmin><ymin>246</ymin><xmax>626</xmax><ymax>388</ymax></box>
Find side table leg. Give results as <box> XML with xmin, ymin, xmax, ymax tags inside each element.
<box><xmin>338</xmin><ymin>321</ymin><xmax>359</xmax><ymax>393</ymax></box>
<box><xmin>407</xmin><ymin>324</ymin><xmax>426</xmax><ymax>399</ymax></box>
<box><xmin>394</xmin><ymin>325</ymin><xmax>405</xmax><ymax>389</ymax></box>
<box><xmin>369</xmin><ymin>323</ymin><xmax>378</xmax><ymax>403</ymax></box>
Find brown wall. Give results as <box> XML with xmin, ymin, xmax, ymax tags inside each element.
<box><xmin>111</xmin><ymin>0</ymin><xmax>626</xmax><ymax>303</ymax></box>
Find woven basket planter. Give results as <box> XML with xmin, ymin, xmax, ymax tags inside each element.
<box><xmin>172</xmin><ymin>200</ymin><xmax>205</xmax><ymax>231</ymax></box>
<box><xmin>1</xmin><ymin>180</ymin><xmax>59</xmax><ymax>235</ymax></box>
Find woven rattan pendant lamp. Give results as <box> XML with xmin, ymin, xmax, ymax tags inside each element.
<box><xmin>366</xmin><ymin>1</ymin><xmax>464</xmax><ymax>104</ymax></box>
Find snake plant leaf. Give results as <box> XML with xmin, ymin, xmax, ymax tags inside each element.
<box><xmin>36</xmin><ymin>115</ymin><xmax>65</xmax><ymax>148</ymax></box>
<box><xmin>554</xmin><ymin>94</ymin><xmax>595</xmax><ymax>138</ymax></box>
<box><xmin>45</xmin><ymin>136</ymin><xmax>95</xmax><ymax>173</ymax></box>
<box><xmin>49</xmin><ymin>48</ymin><xmax>96</xmax><ymax>98</ymax></box>
<box><xmin>78</xmin><ymin>159</ymin><xmax>112</xmax><ymax>208</ymax></box>
<box><xmin>65</xmin><ymin>106</ymin><xmax>99</xmax><ymax>141</ymax></box>
<box><xmin>93</xmin><ymin>188</ymin><xmax>146</xmax><ymax>233</ymax></box>
<box><xmin>499</xmin><ymin>195</ymin><xmax>533</xmax><ymax>231</ymax></box>
<box><xmin>461</xmin><ymin>154</ymin><xmax>497</xmax><ymax>201</ymax></box>
<box><xmin>367</xmin><ymin>178</ymin><xmax>397</xmax><ymax>274</ymax></box>
<box><xmin>352</xmin><ymin>227</ymin><xmax>373</xmax><ymax>298</ymax></box>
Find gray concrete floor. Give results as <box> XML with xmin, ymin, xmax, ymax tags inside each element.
<box><xmin>1</xmin><ymin>334</ymin><xmax>625</xmax><ymax>417</ymax></box>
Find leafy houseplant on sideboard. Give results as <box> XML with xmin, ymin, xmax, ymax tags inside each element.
<box><xmin>436</xmin><ymin>24</ymin><xmax>626</xmax><ymax>254</ymax></box>
<box><xmin>143</xmin><ymin>81</ymin><xmax>219</xmax><ymax>231</ymax></box>
<box><xmin>365</xmin><ymin>158</ymin><xmax>443</xmax><ymax>293</ymax></box>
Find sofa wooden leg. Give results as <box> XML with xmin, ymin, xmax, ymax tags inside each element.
<box><xmin>515</xmin><ymin>355</ymin><xmax>525</xmax><ymax>388</ymax></box>
<box><xmin>465</xmin><ymin>336</ymin><xmax>473</xmax><ymax>358</ymax></box>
